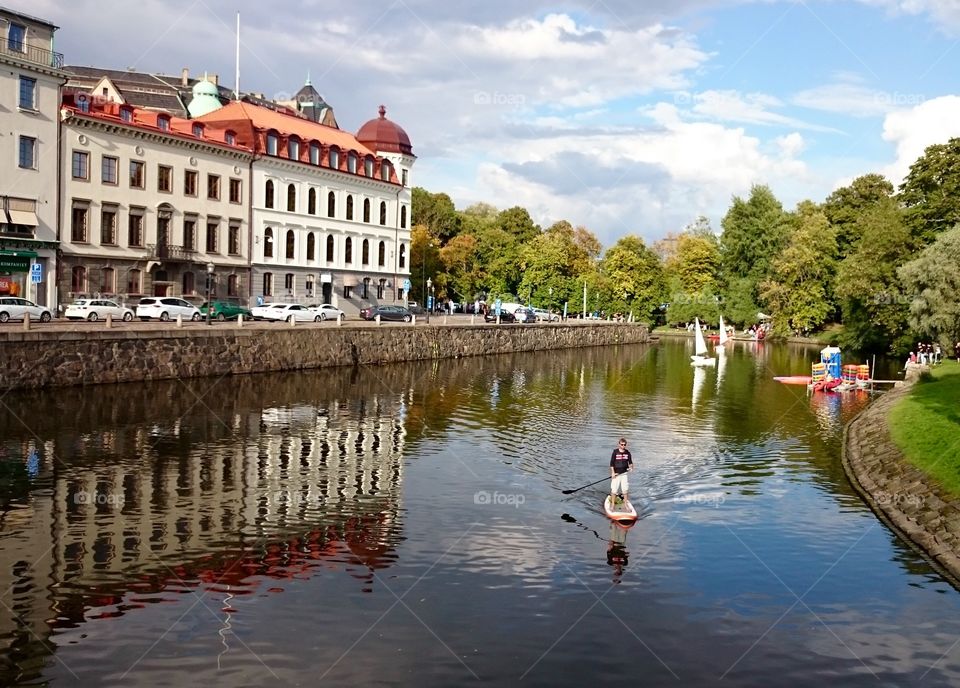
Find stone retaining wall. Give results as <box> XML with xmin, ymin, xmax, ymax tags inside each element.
<box><xmin>0</xmin><ymin>323</ymin><xmax>650</xmax><ymax>391</ymax></box>
<box><xmin>842</xmin><ymin>373</ymin><xmax>960</xmax><ymax>585</ymax></box>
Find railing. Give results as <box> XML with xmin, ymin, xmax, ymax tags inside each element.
<box><xmin>0</xmin><ymin>37</ymin><xmax>63</xmax><ymax>69</ymax></box>
<box><xmin>147</xmin><ymin>244</ymin><xmax>197</xmax><ymax>261</ymax></box>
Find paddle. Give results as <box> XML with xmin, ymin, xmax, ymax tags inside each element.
<box><xmin>562</xmin><ymin>476</ymin><xmax>610</xmax><ymax>494</ymax></box>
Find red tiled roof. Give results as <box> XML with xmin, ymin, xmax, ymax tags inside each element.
<box><xmin>357</xmin><ymin>105</ymin><xmax>414</xmax><ymax>156</ymax></box>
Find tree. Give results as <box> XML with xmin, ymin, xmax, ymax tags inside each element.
<box><xmin>823</xmin><ymin>173</ymin><xmax>895</xmax><ymax>258</ymax></box>
<box><xmin>898</xmin><ymin>224</ymin><xmax>960</xmax><ymax>348</ymax></box>
<box><xmin>664</xmin><ymin>229</ymin><xmax>722</xmax><ymax>325</ymax></box>
<box><xmin>440</xmin><ymin>234</ymin><xmax>483</xmax><ymax>303</ymax></box>
<box><xmin>496</xmin><ymin>206</ymin><xmax>540</xmax><ymax>244</ymax></box>
<box><xmin>412</xmin><ymin>188</ymin><xmax>460</xmax><ymax>241</ymax></box>
<box><xmin>899</xmin><ymin>138</ymin><xmax>960</xmax><ymax>246</ymax></box>
<box><xmin>759</xmin><ymin>201</ymin><xmax>837</xmax><ymax>335</ymax></box>
<box><xmin>409</xmin><ymin>225</ymin><xmax>442</xmax><ymax>303</ymax></box>
<box><xmin>598</xmin><ymin>236</ymin><xmax>666</xmax><ymax>321</ymax></box>
<box><xmin>517</xmin><ymin>221</ymin><xmax>600</xmax><ymax>311</ymax></box>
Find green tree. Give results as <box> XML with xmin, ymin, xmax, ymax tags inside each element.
<box><xmin>760</xmin><ymin>201</ymin><xmax>837</xmax><ymax>335</ymax></box>
<box><xmin>409</xmin><ymin>225</ymin><xmax>442</xmax><ymax>303</ymax></box>
<box><xmin>899</xmin><ymin>138</ymin><xmax>960</xmax><ymax>246</ymax></box>
<box><xmin>517</xmin><ymin>221</ymin><xmax>600</xmax><ymax>311</ymax></box>
<box><xmin>412</xmin><ymin>188</ymin><xmax>460</xmax><ymax>241</ymax></box>
<box><xmin>664</xmin><ymin>229</ymin><xmax>722</xmax><ymax>325</ymax></box>
<box><xmin>823</xmin><ymin>173</ymin><xmax>895</xmax><ymax>258</ymax></box>
<box><xmin>898</xmin><ymin>224</ymin><xmax>960</xmax><ymax>348</ymax></box>
<box><xmin>496</xmin><ymin>206</ymin><xmax>540</xmax><ymax>244</ymax></box>
<box><xmin>598</xmin><ymin>236</ymin><xmax>666</xmax><ymax>321</ymax></box>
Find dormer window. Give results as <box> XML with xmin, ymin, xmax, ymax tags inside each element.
<box><xmin>309</xmin><ymin>142</ymin><xmax>320</xmax><ymax>165</ymax></box>
<box><xmin>266</xmin><ymin>131</ymin><xmax>279</xmax><ymax>156</ymax></box>
<box><xmin>380</xmin><ymin>161</ymin><xmax>392</xmax><ymax>182</ymax></box>
<box><xmin>329</xmin><ymin>146</ymin><xmax>340</xmax><ymax>169</ymax></box>
<box><xmin>288</xmin><ymin>136</ymin><xmax>300</xmax><ymax>160</ymax></box>
<box><xmin>120</xmin><ymin>107</ymin><xmax>133</xmax><ymax>123</ymax></box>
<box><xmin>225</xmin><ymin>130</ymin><xmax>236</xmax><ymax>145</ymax></box>
<box><xmin>347</xmin><ymin>153</ymin><xmax>358</xmax><ymax>174</ymax></box>
<box><xmin>364</xmin><ymin>157</ymin><xmax>374</xmax><ymax>177</ymax></box>
<box><xmin>157</xmin><ymin>115</ymin><xmax>170</xmax><ymax>131</ymax></box>
<box><xmin>192</xmin><ymin>123</ymin><xmax>204</xmax><ymax>138</ymax></box>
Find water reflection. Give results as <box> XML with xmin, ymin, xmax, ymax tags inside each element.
<box><xmin>606</xmin><ymin>523</ymin><xmax>630</xmax><ymax>584</ymax></box>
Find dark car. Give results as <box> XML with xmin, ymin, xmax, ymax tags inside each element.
<box><xmin>359</xmin><ymin>304</ymin><xmax>413</xmax><ymax>322</ymax></box>
<box><xmin>200</xmin><ymin>300</ymin><xmax>253</xmax><ymax>321</ymax></box>
<box><xmin>484</xmin><ymin>309</ymin><xmax>517</xmax><ymax>323</ymax></box>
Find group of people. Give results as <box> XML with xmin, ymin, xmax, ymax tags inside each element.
<box><xmin>907</xmin><ymin>342</ymin><xmax>943</xmax><ymax>366</ymax></box>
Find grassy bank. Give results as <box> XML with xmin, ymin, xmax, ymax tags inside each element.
<box><xmin>888</xmin><ymin>360</ymin><xmax>960</xmax><ymax>495</ymax></box>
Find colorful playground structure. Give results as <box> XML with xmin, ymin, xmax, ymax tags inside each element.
<box><xmin>808</xmin><ymin>346</ymin><xmax>871</xmax><ymax>393</ymax></box>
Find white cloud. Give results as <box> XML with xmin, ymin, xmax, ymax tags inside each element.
<box><xmin>857</xmin><ymin>0</ymin><xmax>960</xmax><ymax>32</ymax></box>
<box><xmin>794</xmin><ymin>82</ymin><xmax>929</xmax><ymax>118</ymax></box>
<box><xmin>687</xmin><ymin>90</ymin><xmax>841</xmax><ymax>132</ymax></box>
<box><xmin>880</xmin><ymin>95</ymin><xmax>960</xmax><ymax>185</ymax></box>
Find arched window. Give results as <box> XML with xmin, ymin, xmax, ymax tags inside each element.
<box><xmin>264</xmin><ymin>227</ymin><xmax>274</xmax><ymax>258</ymax></box>
<box><xmin>400</xmin><ymin>206</ymin><xmax>407</xmax><ymax>229</ymax></box>
<box><xmin>307</xmin><ymin>233</ymin><xmax>316</xmax><ymax>260</ymax></box>
<box><xmin>327</xmin><ymin>191</ymin><xmax>336</xmax><ymax>218</ymax></box>
<box><xmin>363</xmin><ymin>198</ymin><xmax>371</xmax><ymax>223</ymax></box>
<box><xmin>326</xmin><ymin>235</ymin><xmax>334</xmax><ymax>261</ymax></box>
<box><xmin>399</xmin><ymin>244</ymin><xmax>406</xmax><ymax>269</ymax></box>
<box><xmin>362</xmin><ymin>239</ymin><xmax>370</xmax><ymax>265</ymax></box>
<box><xmin>329</xmin><ymin>146</ymin><xmax>340</xmax><ymax>169</ymax></box>
<box><xmin>378</xmin><ymin>241</ymin><xmax>386</xmax><ymax>267</ymax></box>
<box><xmin>265</xmin><ymin>179</ymin><xmax>275</xmax><ymax>209</ymax></box>
<box><xmin>287</xmin><ymin>184</ymin><xmax>296</xmax><ymax>212</ymax></box>
<box><xmin>127</xmin><ymin>268</ymin><xmax>141</xmax><ymax>294</ymax></box>
<box><xmin>182</xmin><ymin>271</ymin><xmax>195</xmax><ymax>295</ymax></box>
<box><xmin>266</xmin><ymin>131</ymin><xmax>279</xmax><ymax>156</ymax></box>
<box><xmin>286</xmin><ymin>229</ymin><xmax>295</xmax><ymax>259</ymax></box>
<box><xmin>288</xmin><ymin>136</ymin><xmax>300</xmax><ymax>160</ymax></box>
<box><xmin>345</xmin><ymin>237</ymin><xmax>353</xmax><ymax>264</ymax></box>
<box><xmin>364</xmin><ymin>157</ymin><xmax>374</xmax><ymax>177</ymax></box>
<box><xmin>379</xmin><ymin>201</ymin><xmax>387</xmax><ymax>225</ymax></box>
<box><xmin>381</xmin><ymin>161</ymin><xmax>392</xmax><ymax>181</ymax></box>
<box><xmin>309</xmin><ymin>142</ymin><xmax>320</xmax><ymax>165</ymax></box>
<box><xmin>227</xmin><ymin>274</ymin><xmax>239</xmax><ymax>297</ymax></box>
<box><xmin>71</xmin><ymin>265</ymin><xmax>87</xmax><ymax>293</ymax></box>
<box><xmin>308</xmin><ymin>188</ymin><xmax>317</xmax><ymax>215</ymax></box>
<box><xmin>347</xmin><ymin>153</ymin><xmax>357</xmax><ymax>174</ymax></box>
<box><xmin>101</xmin><ymin>267</ymin><xmax>115</xmax><ymax>293</ymax></box>
<box><xmin>346</xmin><ymin>195</ymin><xmax>354</xmax><ymax>221</ymax></box>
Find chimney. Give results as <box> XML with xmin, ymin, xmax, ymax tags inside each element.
<box><xmin>209</xmin><ymin>73</ymin><xmax>219</xmax><ymax>86</ymax></box>
<box><xmin>181</xmin><ymin>67</ymin><xmax>189</xmax><ymax>86</ymax></box>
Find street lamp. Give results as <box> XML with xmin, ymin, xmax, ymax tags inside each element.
<box><xmin>426</xmin><ymin>277</ymin><xmax>432</xmax><ymax>324</ymax></box>
<box><xmin>205</xmin><ymin>261</ymin><xmax>215</xmax><ymax>326</ymax></box>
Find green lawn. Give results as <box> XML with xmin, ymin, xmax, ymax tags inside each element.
<box><xmin>888</xmin><ymin>359</ymin><xmax>960</xmax><ymax>496</ymax></box>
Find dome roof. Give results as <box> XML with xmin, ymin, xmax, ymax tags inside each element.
<box><xmin>188</xmin><ymin>77</ymin><xmax>223</xmax><ymax>118</ymax></box>
<box><xmin>192</xmin><ymin>79</ymin><xmax>219</xmax><ymax>97</ymax></box>
<box><xmin>356</xmin><ymin>105</ymin><xmax>413</xmax><ymax>156</ymax></box>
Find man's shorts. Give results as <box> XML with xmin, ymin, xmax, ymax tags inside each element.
<box><xmin>611</xmin><ymin>473</ymin><xmax>629</xmax><ymax>495</ymax></box>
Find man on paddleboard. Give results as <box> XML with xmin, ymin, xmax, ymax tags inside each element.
<box><xmin>610</xmin><ymin>438</ymin><xmax>633</xmax><ymax>507</ymax></box>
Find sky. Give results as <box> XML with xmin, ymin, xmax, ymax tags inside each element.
<box><xmin>20</xmin><ymin>0</ymin><xmax>960</xmax><ymax>246</ymax></box>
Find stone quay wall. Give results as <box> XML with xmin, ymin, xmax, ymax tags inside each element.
<box><xmin>843</xmin><ymin>370</ymin><xmax>960</xmax><ymax>585</ymax></box>
<box><xmin>0</xmin><ymin>322</ymin><xmax>651</xmax><ymax>391</ymax></box>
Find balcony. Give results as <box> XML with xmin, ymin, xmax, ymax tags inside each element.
<box><xmin>0</xmin><ymin>37</ymin><xmax>64</xmax><ymax>70</ymax></box>
<box><xmin>147</xmin><ymin>244</ymin><xmax>197</xmax><ymax>262</ymax></box>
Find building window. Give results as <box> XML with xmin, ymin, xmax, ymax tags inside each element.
<box><xmin>129</xmin><ymin>160</ymin><xmax>145</xmax><ymax>188</ymax></box>
<box><xmin>227</xmin><ymin>274</ymin><xmax>239</xmax><ymax>297</ymax></box>
<box><xmin>343</xmin><ymin>285</ymin><xmax>353</xmax><ymax>298</ymax></box>
<box><xmin>206</xmin><ymin>220</ymin><xmax>218</xmax><ymax>252</ymax></box>
<box><xmin>228</xmin><ymin>223</ymin><xmax>241</xmax><ymax>255</ymax></box>
<box><xmin>184</xmin><ymin>217</ymin><xmax>197</xmax><ymax>251</ymax></box>
<box><xmin>308</xmin><ymin>188</ymin><xmax>317</xmax><ymax>215</ymax></box>
<box><xmin>264</xmin><ymin>228</ymin><xmax>274</xmax><ymax>257</ymax></box>
<box><xmin>288</xmin><ymin>137</ymin><xmax>300</xmax><ymax>160</ymax></box>
<box><xmin>377</xmin><ymin>279</ymin><xmax>385</xmax><ymax>299</ymax></box>
<box><xmin>265</xmin><ymin>179</ymin><xmax>275</xmax><ymax>209</ymax></box>
<box><xmin>71</xmin><ymin>204</ymin><xmax>89</xmax><ymax>242</ymax></box>
<box><xmin>362</xmin><ymin>277</ymin><xmax>370</xmax><ymax>299</ymax></box>
<box><xmin>379</xmin><ymin>202</ymin><xmax>387</xmax><ymax>226</ymax></box>
<box><xmin>207</xmin><ymin>174</ymin><xmax>220</xmax><ymax>200</ymax></box>
<box><xmin>378</xmin><ymin>241</ymin><xmax>386</xmax><ymax>267</ymax></box>
<box><xmin>157</xmin><ymin>215</ymin><xmax>170</xmax><ymax>247</ymax></box>
<box><xmin>225</xmin><ymin>130</ymin><xmax>236</xmax><ymax>145</ymax></box>
<box><xmin>263</xmin><ymin>272</ymin><xmax>273</xmax><ymax>296</ymax></box>
<box><xmin>364</xmin><ymin>157</ymin><xmax>374</xmax><ymax>177</ymax></box>
<box><xmin>399</xmin><ymin>243</ymin><xmax>406</xmax><ymax>268</ymax></box>
<box><xmin>362</xmin><ymin>239</ymin><xmax>370</xmax><ymax>265</ymax></box>
<box><xmin>192</xmin><ymin>123</ymin><xmax>204</xmax><ymax>138</ymax></box>
<box><xmin>287</xmin><ymin>184</ymin><xmax>296</xmax><ymax>212</ymax></box>
<box><xmin>381</xmin><ymin>162</ymin><xmax>392</xmax><ymax>182</ymax></box>
<box><xmin>326</xmin><ymin>235</ymin><xmax>334</xmax><ymax>261</ymax></box>
<box><xmin>346</xmin><ymin>195</ymin><xmax>354</xmax><ymax>221</ymax></box>
<box><xmin>128</xmin><ymin>209</ymin><xmax>144</xmax><ymax>246</ymax></box>
<box><xmin>402</xmin><ymin>169</ymin><xmax>408</xmax><ymax>186</ymax></box>
<box><xmin>229</xmin><ymin>178</ymin><xmax>242</xmax><ymax>204</ymax></box>
<box><xmin>309</xmin><ymin>142</ymin><xmax>320</xmax><ymax>165</ymax></box>
<box><xmin>401</xmin><ymin>206</ymin><xmax>407</xmax><ymax>229</ymax></box>
<box><xmin>347</xmin><ymin>153</ymin><xmax>357</xmax><ymax>174</ymax></box>
<box><xmin>102</xmin><ymin>156</ymin><xmax>118</xmax><ymax>185</ymax></box>
<box><xmin>101</xmin><ymin>206</ymin><xmax>117</xmax><ymax>244</ymax></box>
<box><xmin>307</xmin><ymin>233</ymin><xmax>316</xmax><ymax>260</ymax></box>
<box><xmin>183</xmin><ymin>271</ymin><xmax>195</xmax><ymax>295</ymax></box>
<box><xmin>18</xmin><ymin>136</ymin><xmax>36</xmax><ymax>169</ymax></box>
<box><xmin>8</xmin><ymin>23</ymin><xmax>26</xmax><ymax>52</ymax></box>
<box><xmin>101</xmin><ymin>267</ymin><xmax>115</xmax><ymax>293</ymax></box>
<box><xmin>120</xmin><ymin>107</ymin><xmax>133</xmax><ymax>123</ymax></box>
<box><xmin>127</xmin><ymin>269</ymin><xmax>141</xmax><ymax>294</ymax></box>
<box><xmin>345</xmin><ymin>237</ymin><xmax>353</xmax><ymax>264</ymax></box>
<box><xmin>71</xmin><ymin>266</ymin><xmax>87</xmax><ymax>293</ymax></box>
<box><xmin>18</xmin><ymin>76</ymin><xmax>36</xmax><ymax>109</ymax></box>
<box><xmin>72</xmin><ymin>151</ymin><xmax>89</xmax><ymax>180</ymax></box>
<box><xmin>329</xmin><ymin>146</ymin><xmax>340</xmax><ymax>169</ymax></box>
<box><xmin>327</xmin><ymin>191</ymin><xmax>336</xmax><ymax>218</ymax></box>
<box><xmin>286</xmin><ymin>229</ymin><xmax>295</xmax><ymax>259</ymax></box>
<box><xmin>157</xmin><ymin>115</ymin><xmax>170</xmax><ymax>131</ymax></box>
<box><xmin>284</xmin><ymin>273</ymin><xmax>294</xmax><ymax>291</ymax></box>
<box><xmin>184</xmin><ymin>169</ymin><xmax>198</xmax><ymax>196</ymax></box>
<box><xmin>158</xmin><ymin>165</ymin><xmax>172</xmax><ymax>192</ymax></box>
<box><xmin>363</xmin><ymin>198</ymin><xmax>370</xmax><ymax>223</ymax></box>
<box><xmin>266</xmin><ymin>132</ymin><xmax>278</xmax><ymax>156</ymax></box>
<box><xmin>305</xmin><ymin>278</ymin><xmax>314</xmax><ymax>297</ymax></box>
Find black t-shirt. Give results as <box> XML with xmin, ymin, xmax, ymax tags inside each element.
<box><xmin>610</xmin><ymin>448</ymin><xmax>633</xmax><ymax>474</ymax></box>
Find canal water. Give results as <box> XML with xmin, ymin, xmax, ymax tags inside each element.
<box><xmin>0</xmin><ymin>338</ymin><xmax>957</xmax><ymax>686</ymax></box>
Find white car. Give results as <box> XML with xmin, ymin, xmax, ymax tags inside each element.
<box><xmin>533</xmin><ymin>308</ymin><xmax>559</xmax><ymax>322</ymax></box>
<box><xmin>136</xmin><ymin>297</ymin><xmax>201</xmax><ymax>321</ymax></box>
<box><xmin>0</xmin><ymin>297</ymin><xmax>52</xmax><ymax>323</ymax></box>
<box><xmin>251</xmin><ymin>303</ymin><xmax>285</xmax><ymax>320</ymax></box>
<box><xmin>65</xmin><ymin>298</ymin><xmax>135</xmax><ymax>322</ymax></box>
<box><xmin>308</xmin><ymin>303</ymin><xmax>344</xmax><ymax>321</ymax></box>
<box><xmin>257</xmin><ymin>304</ymin><xmax>322</xmax><ymax>323</ymax></box>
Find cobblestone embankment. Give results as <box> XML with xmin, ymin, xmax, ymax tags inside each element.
<box><xmin>843</xmin><ymin>371</ymin><xmax>960</xmax><ymax>584</ymax></box>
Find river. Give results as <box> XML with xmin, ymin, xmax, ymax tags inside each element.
<box><xmin>0</xmin><ymin>338</ymin><xmax>956</xmax><ymax>686</ymax></box>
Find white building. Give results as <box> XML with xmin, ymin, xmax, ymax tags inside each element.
<box><xmin>196</xmin><ymin>100</ymin><xmax>414</xmax><ymax>311</ymax></box>
<box><xmin>58</xmin><ymin>89</ymin><xmax>253</xmax><ymax>305</ymax></box>
<box><xmin>0</xmin><ymin>7</ymin><xmax>66</xmax><ymax>307</ymax></box>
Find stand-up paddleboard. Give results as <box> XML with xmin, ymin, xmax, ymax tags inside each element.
<box><xmin>774</xmin><ymin>375</ymin><xmax>812</xmax><ymax>385</ymax></box>
<box><xmin>604</xmin><ymin>496</ymin><xmax>638</xmax><ymax>526</ymax></box>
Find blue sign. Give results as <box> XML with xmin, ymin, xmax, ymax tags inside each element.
<box><xmin>30</xmin><ymin>263</ymin><xmax>42</xmax><ymax>284</ymax></box>
<box><xmin>494</xmin><ymin>298</ymin><xmax>502</xmax><ymax>316</ymax></box>
<box><xmin>402</xmin><ymin>278</ymin><xmax>411</xmax><ymax>292</ymax></box>
<box><xmin>427</xmin><ymin>295</ymin><xmax>433</xmax><ymax>310</ymax></box>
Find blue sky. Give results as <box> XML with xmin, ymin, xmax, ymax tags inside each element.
<box><xmin>21</xmin><ymin>0</ymin><xmax>960</xmax><ymax>246</ymax></box>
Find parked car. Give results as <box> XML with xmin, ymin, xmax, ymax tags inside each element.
<box><xmin>360</xmin><ymin>305</ymin><xmax>413</xmax><ymax>322</ymax></box>
<box><xmin>257</xmin><ymin>304</ymin><xmax>321</xmax><ymax>323</ymax></box>
<box><xmin>514</xmin><ymin>307</ymin><xmax>537</xmax><ymax>323</ymax></box>
<box><xmin>533</xmin><ymin>308</ymin><xmax>559</xmax><ymax>322</ymax></box>
<box><xmin>251</xmin><ymin>303</ymin><xmax>285</xmax><ymax>320</ymax></box>
<box><xmin>406</xmin><ymin>302</ymin><xmax>427</xmax><ymax>315</ymax></box>
<box><xmin>64</xmin><ymin>298</ymin><xmax>134</xmax><ymax>322</ymax></box>
<box><xmin>136</xmin><ymin>297</ymin><xmax>201</xmax><ymax>322</ymax></box>
<box><xmin>0</xmin><ymin>297</ymin><xmax>53</xmax><ymax>323</ymax></box>
<box><xmin>307</xmin><ymin>303</ymin><xmax>344</xmax><ymax>320</ymax></box>
<box><xmin>484</xmin><ymin>309</ymin><xmax>517</xmax><ymax>323</ymax></box>
<box><xmin>200</xmin><ymin>300</ymin><xmax>252</xmax><ymax>321</ymax></box>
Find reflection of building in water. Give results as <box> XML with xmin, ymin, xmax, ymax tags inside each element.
<box><xmin>0</xmin><ymin>395</ymin><xmax>406</xmax><ymax>683</ymax></box>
